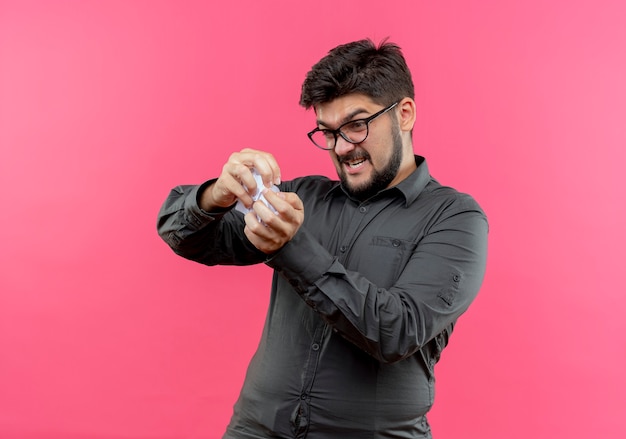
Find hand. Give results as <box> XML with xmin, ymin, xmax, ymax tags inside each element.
<box><xmin>243</xmin><ymin>189</ymin><xmax>304</xmax><ymax>254</ymax></box>
<box><xmin>199</xmin><ymin>148</ymin><xmax>281</xmax><ymax>212</ymax></box>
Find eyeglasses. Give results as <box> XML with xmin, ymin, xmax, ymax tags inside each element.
<box><xmin>307</xmin><ymin>102</ymin><xmax>399</xmax><ymax>150</ymax></box>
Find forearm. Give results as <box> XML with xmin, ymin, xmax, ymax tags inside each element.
<box><xmin>267</xmin><ymin>210</ymin><xmax>488</xmax><ymax>363</ymax></box>
<box><xmin>156</xmin><ymin>182</ymin><xmax>265</xmax><ymax>266</ymax></box>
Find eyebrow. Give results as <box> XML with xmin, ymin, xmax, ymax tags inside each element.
<box><xmin>316</xmin><ymin>108</ymin><xmax>370</xmax><ymax>129</ymax></box>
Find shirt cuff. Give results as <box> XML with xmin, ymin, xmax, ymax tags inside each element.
<box><xmin>186</xmin><ymin>180</ymin><xmax>234</xmax><ymax>228</ymax></box>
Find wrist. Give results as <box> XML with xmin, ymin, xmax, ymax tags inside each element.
<box><xmin>196</xmin><ymin>180</ymin><xmax>220</xmax><ymax>212</ymax></box>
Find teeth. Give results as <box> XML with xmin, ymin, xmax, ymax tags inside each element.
<box><xmin>348</xmin><ymin>159</ymin><xmax>365</xmax><ymax>168</ymax></box>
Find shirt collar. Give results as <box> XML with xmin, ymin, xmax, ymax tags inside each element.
<box><xmin>324</xmin><ymin>155</ymin><xmax>431</xmax><ymax>206</ymax></box>
<box><xmin>394</xmin><ymin>155</ymin><xmax>430</xmax><ymax>206</ymax></box>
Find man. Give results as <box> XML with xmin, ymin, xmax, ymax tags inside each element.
<box><xmin>157</xmin><ymin>39</ymin><xmax>488</xmax><ymax>438</ymax></box>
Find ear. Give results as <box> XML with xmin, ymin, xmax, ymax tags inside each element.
<box><xmin>397</xmin><ymin>97</ymin><xmax>417</xmax><ymax>132</ymax></box>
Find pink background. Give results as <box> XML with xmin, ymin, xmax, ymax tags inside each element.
<box><xmin>1</xmin><ymin>1</ymin><xmax>625</xmax><ymax>438</ymax></box>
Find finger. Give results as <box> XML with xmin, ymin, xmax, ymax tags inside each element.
<box><xmin>218</xmin><ymin>178</ymin><xmax>253</xmax><ymax>209</ymax></box>
<box><xmin>254</xmin><ymin>158</ymin><xmax>281</xmax><ymax>187</ymax></box>
<box><xmin>280</xmin><ymin>192</ymin><xmax>304</xmax><ymax>211</ymax></box>
<box><xmin>243</xmin><ymin>209</ymin><xmax>277</xmax><ymax>245</ymax></box>
<box><xmin>238</xmin><ymin>149</ymin><xmax>281</xmax><ymax>187</ymax></box>
<box><xmin>260</xmin><ymin>191</ymin><xmax>291</xmax><ymax>224</ymax></box>
<box><xmin>220</xmin><ymin>163</ymin><xmax>256</xmax><ymax>207</ymax></box>
<box><xmin>245</xmin><ymin>194</ymin><xmax>303</xmax><ymax>254</ymax></box>
<box><xmin>234</xmin><ymin>164</ymin><xmax>260</xmax><ymax>197</ymax></box>
<box><xmin>263</xmin><ymin>190</ymin><xmax>304</xmax><ymax>218</ymax></box>
<box><xmin>251</xmin><ymin>198</ymin><xmax>280</xmax><ymax>227</ymax></box>
<box><xmin>243</xmin><ymin>225</ymin><xmax>277</xmax><ymax>255</ymax></box>
<box><xmin>255</xmin><ymin>192</ymin><xmax>303</xmax><ymax>238</ymax></box>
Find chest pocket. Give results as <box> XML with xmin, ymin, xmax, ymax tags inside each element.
<box><xmin>351</xmin><ymin>236</ymin><xmax>417</xmax><ymax>288</ymax></box>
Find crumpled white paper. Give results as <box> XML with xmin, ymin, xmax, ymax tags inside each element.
<box><xmin>235</xmin><ymin>169</ymin><xmax>280</xmax><ymax>219</ymax></box>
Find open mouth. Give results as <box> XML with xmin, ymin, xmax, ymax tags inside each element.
<box><xmin>347</xmin><ymin>158</ymin><xmax>366</xmax><ymax>168</ymax></box>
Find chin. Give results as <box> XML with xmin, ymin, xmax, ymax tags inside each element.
<box><xmin>340</xmin><ymin>176</ymin><xmax>377</xmax><ymax>200</ymax></box>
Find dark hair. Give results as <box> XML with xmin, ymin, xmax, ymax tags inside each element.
<box><xmin>299</xmin><ymin>38</ymin><xmax>415</xmax><ymax>109</ymax></box>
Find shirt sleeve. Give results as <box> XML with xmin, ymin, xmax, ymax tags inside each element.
<box><xmin>156</xmin><ymin>182</ymin><xmax>267</xmax><ymax>266</ymax></box>
<box><xmin>266</xmin><ymin>194</ymin><xmax>488</xmax><ymax>364</ymax></box>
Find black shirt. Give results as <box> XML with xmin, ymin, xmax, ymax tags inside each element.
<box><xmin>157</xmin><ymin>156</ymin><xmax>488</xmax><ymax>438</ymax></box>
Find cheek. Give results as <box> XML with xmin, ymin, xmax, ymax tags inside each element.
<box><xmin>363</xmin><ymin>136</ymin><xmax>388</xmax><ymax>163</ymax></box>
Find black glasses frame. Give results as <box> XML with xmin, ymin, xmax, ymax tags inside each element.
<box><xmin>307</xmin><ymin>102</ymin><xmax>399</xmax><ymax>150</ymax></box>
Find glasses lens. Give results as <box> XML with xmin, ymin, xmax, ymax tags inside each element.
<box><xmin>340</xmin><ymin>120</ymin><xmax>368</xmax><ymax>143</ymax></box>
<box><xmin>310</xmin><ymin>130</ymin><xmax>335</xmax><ymax>149</ymax></box>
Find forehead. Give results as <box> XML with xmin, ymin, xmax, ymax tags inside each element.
<box><xmin>314</xmin><ymin>94</ymin><xmax>379</xmax><ymax>127</ymax></box>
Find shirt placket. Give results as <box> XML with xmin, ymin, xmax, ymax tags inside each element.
<box><xmin>293</xmin><ymin>323</ymin><xmax>327</xmax><ymax>438</ymax></box>
<box><xmin>292</xmin><ymin>198</ymin><xmax>394</xmax><ymax>437</ymax></box>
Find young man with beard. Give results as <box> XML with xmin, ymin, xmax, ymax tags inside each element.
<box><xmin>157</xmin><ymin>39</ymin><xmax>488</xmax><ymax>438</ymax></box>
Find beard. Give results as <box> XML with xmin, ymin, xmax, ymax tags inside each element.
<box><xmin>338</xmin><ymin>121</ymin><xmax>404</xmax><ymax>201</ymax></box>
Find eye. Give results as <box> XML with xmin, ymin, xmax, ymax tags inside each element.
<box><xmin>344</xmin><ymin>120</ymin><xmax>367</xmax><ymax>132</ymax></box>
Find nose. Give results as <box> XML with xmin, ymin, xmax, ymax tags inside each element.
<box><xmin>333</xmin><ymin>135</ymin><xmax>356</xmax><ymax>156</ymax></box>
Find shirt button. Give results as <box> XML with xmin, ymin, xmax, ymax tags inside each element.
<box><xmin>340</xmin><ymin>245</ymin><xmax>347</xmax><ymax>252</ymax></box>
<box><xmin>453</xmin><ymin>274</ymin><xmax>460</xmax><ymax>282</ymax></box>
<box><xmin>301</xmin><ymin>394</ymin><xmax>307</xmax><ymax>400</ymax></box>
<box><xmin>359</xmin><ymin>206</ymin><xmax>367</xmax><ymax>213</ymax></box>
<box><xmin>312</xmin><ymin>343</ymin><xmax>320</xmax><ymax>351</ymax></box>
<box><xmin>392</xmin><ymin>239</ymin><xmax>400</xmax><ymax>247</ymax></box>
